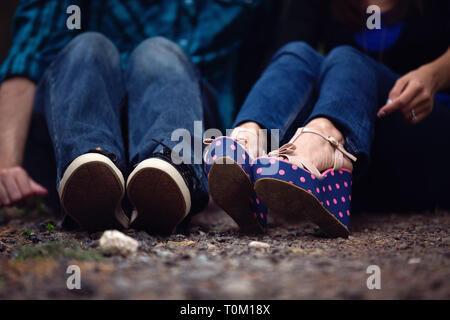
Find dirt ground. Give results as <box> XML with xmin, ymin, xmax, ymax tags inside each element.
<box><xmin>0</xmin><ymin>203</ymin><xmax>449</xmax><ymax>300</ymax></box>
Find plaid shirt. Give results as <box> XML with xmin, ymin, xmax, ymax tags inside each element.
<box><xmin>0</xmin><ymin>0</ymin><xmax>274</xmax><ymax>127</ymax></box>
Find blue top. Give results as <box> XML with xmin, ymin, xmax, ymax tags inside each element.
<box><xmin>355</xmin><ymin>17</ymin><xmax>450</xmax><ymax>105</ymax></box>
<box><xmin>0</xmin><ymin>0</ymin><xmax>272</xmax><ymax>128</ymax></box>
<box><xmin>354</xmin><ymin>21</ymin><xmax>404</xmax><ymax>52</ymax></box>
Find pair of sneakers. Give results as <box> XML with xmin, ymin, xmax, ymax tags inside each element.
<box><xmin>59</xmin><ymin>144</ymin><xmax>197</xmax><ymax>234</ymax></box>
<box><xmin>205</xmin><ymin>127</ymin><xmax>357</xmax><ymax>237</ymax></box>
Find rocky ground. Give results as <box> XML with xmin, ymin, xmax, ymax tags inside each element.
<box><xmin>0</xmin><ymin>202</ymin><xmax>449</xmax><ymax>300</ymax></box>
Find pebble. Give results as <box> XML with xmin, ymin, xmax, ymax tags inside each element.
<box><xmin>408</xmin><ymin>258</ymin><xmax>421</xmax><ymax>264</ymax></box>
<box><xmin>99</xmin><ymin>230</ymin><xmax>139</xmax><ymax>256</ymax></box>
<box><xmin>28</xmin><ymin>233</ymin><xmax>42</xmax><ymax>244</ymax></box>
<box><xmin>154</xmin><ymin>248</ymin><xmax>175</xmax><ymax>259</ymax></box>
<box><xmin>223</xmin><ymin>279</ymin><xmax>253</xmax><ymax>297</ymax></box>
<box><xmin>168</xmin><ymin>234</ymin><xmax>187</xmax><ymax>241</ymax></box>
<box><xmin>248</xmin><ymin>241</ymin><xmax>270</xmax><ymax>249</ymax></box>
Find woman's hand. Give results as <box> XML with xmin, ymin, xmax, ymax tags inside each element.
<box><xmin>377</xmin><ymin>66</ymin><xmax>438</xmax><ymax>124</ymax></box>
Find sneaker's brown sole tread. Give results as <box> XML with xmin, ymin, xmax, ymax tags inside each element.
<box><xmin>128</xmin><ymin>168</ymin><xmax>186</xmax><ymax>235</ymax></box>
<box><xmin>61</xmin><ymin>162</ymin><xmax>124</xmax><ymax>232</ymax></box>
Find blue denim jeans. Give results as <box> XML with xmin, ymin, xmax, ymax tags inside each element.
<box><xmin>26</xmin><ymin>33</ymin><xmax>213</xmax><ymax>216</ymax></box>
<box><xmin>234</xmin><ymin>42</ymin><xmax>450</xmax><ymax>211</ymax></box>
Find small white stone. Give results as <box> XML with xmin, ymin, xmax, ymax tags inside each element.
<box><xmin>99</xmin><ymin>230</ymin><xmax>139</xmax><ymax>256</ymax></box>
<box><xmin>408</xmin><ymin>258</ymin><xmax>421</xmax><ymax>264</ymax></box>
<box><xmin>248</xmin><ymin>241</ymin><xmax>270</xmax><ymax>249</ymax></box>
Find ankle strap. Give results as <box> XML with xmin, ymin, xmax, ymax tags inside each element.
<box><xmin>268</xmin><ymin>127</ymin><xmax>357</xmax><ymax>179</ymax></box>
<box><xmin>203</xmin><ymin>127</ymin><xmax>266</xmax><ymax>160</ymax></box>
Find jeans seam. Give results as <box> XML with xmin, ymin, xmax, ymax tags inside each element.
<box><xmin>345</xmin><ymin>137</ymin><xmax>359</xmax><ymax>155</ymax></box>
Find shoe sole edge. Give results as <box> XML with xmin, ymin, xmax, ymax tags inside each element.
<box><xmin>59</xmin><ymin>154</ymin><xmax>126</xmax><ymax>231</ymax></box>
<box><xmin>209</xmin><ymin>157</ymin><xmax>263</xmax><ymax>233</ymax></box>
<box><xmin>127</xmin><ymin>158</ymin><xmax>190</xmax><ymax>235</ymax></box>
<box><xmin>255</xmin><ymin>178</ymin><xmax>349</xmax><ymax>238</ymax></box>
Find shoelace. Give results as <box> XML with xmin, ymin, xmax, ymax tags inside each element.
<box><xmin>268</xmin><ymin>127</ymin><xmax>357</xmax><ymax>179</ymax></box>
<box><xmin>87</xmin><ymin>148</ymin><xmax>125</xmax><ymax>173</ymax></box>
<box><xmin>151</xmin><ymin>139</ymin><xmax>200</xmax><ymax>192</ymax></box>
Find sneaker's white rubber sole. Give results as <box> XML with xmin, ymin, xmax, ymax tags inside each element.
<box><xmin>59</xmin><ymin>153</ymin><xmax>128</xmax><ymax>231</ymax></box>
<box><xmin>127</xmin><ymin>158</ymin><xmax>191</xmax><ymax>235</ymax></box>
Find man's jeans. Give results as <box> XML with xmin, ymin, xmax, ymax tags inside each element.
<box><xmin>25</xmin><ymin>32</ymin><xmax>212</xmax><ymax>216</ymax></box>
<box><xmin>234</xmin><ymin>42</ymin><xmax>450</xmax><ymax>211</ymax></box>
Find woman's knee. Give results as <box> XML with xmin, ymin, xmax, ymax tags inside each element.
<box><xmin>325</xmin><ymin>45</ymin><xmax>368</xmax><ymax>66</ymax></box>
<box><xmin>127</xmin><ymin>37</ymin><xmax>196</xmax><ymax>78</ymax></box>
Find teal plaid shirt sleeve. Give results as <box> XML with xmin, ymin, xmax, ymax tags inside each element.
<box><xmin>0</xmin><ymin>0</ymin><xmax>76</xmax><ymax>83</ymax></box>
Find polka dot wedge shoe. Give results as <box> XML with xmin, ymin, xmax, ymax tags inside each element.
<box><xmin>253</xmin><ymin>127</ymin><xmax>357</xmax><ymax>238</ymax></box>
<box><xmin>204</xmin><ymin>128</ymin><xmax>267</xmax><ymax>232</ymax></box>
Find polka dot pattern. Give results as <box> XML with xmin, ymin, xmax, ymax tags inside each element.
<box><xmin>252</xmin><ymin>157</ymin><xmax>353</xmax><ymax>230</ymax></box>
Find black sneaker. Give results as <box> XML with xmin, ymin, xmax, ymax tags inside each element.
<box><xmin>127</xmin><ymin>141</ymin><xmax>201</xmax><ymax>235</ymax></box>
<box><xmin>59</xmin><ymin>148</ymin><xmax>129</xmax><ymax>232</ymax></box>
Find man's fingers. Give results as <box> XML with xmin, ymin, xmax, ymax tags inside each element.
<box><xmin>378</xmin><ymin>84</ymin><xmax>419</xmax><ymax>118</ymax></box>
<box><xmin>13</xmin><ymin>168</ymin><xmax>33</xmax><ymax>198</ymax></box>
<box><xmin>29</xmin><ymin>179</ymin><xmax>48</xmax><ymax>196</ymax></box>
<box><xmin>0</xmin><ymin>168</ymin><xmax>46</xmax><ymax>207</ymax></box>
<box><xmin>0</xmin><ymin>181</ymin><xmax>11</xmax><ymax>206</ymax></box>
<box><xmin>1</xmin><ymin>172</ymin><xmax>22</xmax><ymax>203</ymax></box>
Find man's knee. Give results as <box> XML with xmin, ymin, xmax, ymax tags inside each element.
<box><xmin>275</xmin><ymin>41</ymin><xmax>320</xmax><ymax>60</ymax></box>
<box><xmin>278</xmin><ymin>41</ymin><xmax>316</xmax><ymax>55</ymax></box>
<box><xmin>127</xmin><ymin>37</ymin><xmax>195</xmax><ymax>78</ymax></box>
<box><xmin>61</xmin><ymin>32</ymin><xmax>119</xmax><ymax>65</ymax></box>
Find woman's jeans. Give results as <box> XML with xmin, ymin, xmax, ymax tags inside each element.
<box><xmin>234</xmin><ymin>42</ymin><xmax>450</xmax><ymax>211</ymax></box>
<box><xmin>24</xmin><ymin>32</ymin><xmax>213</xmax><ymax>216</ymax></box>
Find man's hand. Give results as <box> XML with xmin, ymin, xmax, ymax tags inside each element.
<box><xmin>0</xmin><ymin>77</ymin><xmax>43</xmax><ymax>208</ymax></box>
<box><xmin>377</xmin><ymin>66</ymin><xmax>437</xmax><ymax>124</ymax></box>
<box><xmin>0</xmin><ymin>166</ymin><xmax>48</xmax><ymax>208</ymax></box>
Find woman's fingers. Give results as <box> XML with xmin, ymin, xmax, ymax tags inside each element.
<box><xmin>389</xmin><ymin>77</ymin><xmax>408</xmax><ymax>100</ymax></box>
<box><xmin>410</xmin><ymin>108</ymin><xmax>430</xmax><ymax>125</ymax></box>
<box><xmin>400</xmin><ymin>88</ymin><xmax>434</xmax><ymax>124</ymax></box>
<box><xmin>400</xmin><ymin>97</ymin><xmax>427</xmax><ymax>119</ymax></box>
<box><xmin>378</xmin><ymin>81</ymin><xmax>419</xmax><ymax>118</ymax></box>
<box><xmin>400</xmin><ymin>100</ymin><xmax>430</xmax><ymax>124</ymax></box>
